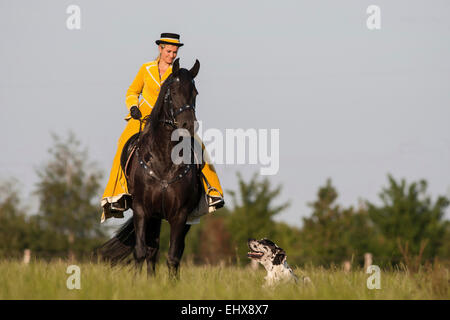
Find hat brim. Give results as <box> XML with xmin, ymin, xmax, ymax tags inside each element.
<box><xmin>155</xmin><ymin>40</ymin><xmax>184</xmax><ymax>47</ymax></box>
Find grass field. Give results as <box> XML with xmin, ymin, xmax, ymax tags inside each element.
<box><xmin>0</xmin><ymin>260</ymin><xmax>448</xmax><ymax>300</ymax></box>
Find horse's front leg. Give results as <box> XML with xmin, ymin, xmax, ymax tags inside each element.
<box><xmin>132</xmin><ymin>202</ymin><xmax>147</xmax><ymax>274</ymax></box>
<box><xmin>145</xmin><ymin>217</ymin><xmax>162</xmax><ymax>277</ymax></box>
<box><xmin>167</xmin><ymin>218</ymin><xmax>191</xmax><ymax>279</ymax></box>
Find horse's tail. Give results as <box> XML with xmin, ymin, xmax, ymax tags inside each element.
<box><xmin>95</xmin><ymin>217</ymin><xmax>136</xmax><ymax>266</ymax></box>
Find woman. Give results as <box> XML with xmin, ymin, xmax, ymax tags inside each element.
<box><xmin>101</xmin><ymin>33</ymin><xmax>224</xmax><ymax>223</ymax></box>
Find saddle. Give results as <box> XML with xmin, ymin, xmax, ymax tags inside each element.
<box><xmin>120</xmin><ymin>132</ymin><xmax>140</xmax><ymax>179</ymax></box>
<box><xmin>120</xmin><ymin>133</ymin><xmax>205</xmax><ymax>180</ymax></box>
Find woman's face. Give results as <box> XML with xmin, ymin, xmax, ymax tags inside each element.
<box><xmin>159</xmin><ymin>44</ymin><xmax>179</xmax><ymax>65</ymax></box>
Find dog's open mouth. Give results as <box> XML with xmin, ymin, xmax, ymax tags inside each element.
<box><xmin>247</xmin><ymin>250</ymin><xmax>264</xmax><ymax>259</ymax></box>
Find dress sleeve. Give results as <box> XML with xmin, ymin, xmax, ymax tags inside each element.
<box><xmin>125</xmin><ymin>64</ymin><xmax>145</xmax><ymax>110</ymax></box>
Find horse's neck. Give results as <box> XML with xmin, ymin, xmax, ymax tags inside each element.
<box><xmin>142</xmin><ymin>125</ymin><xmax>175</xmax><ymax>169</ymax></box>
<box><xmin>141</xmin><ymin>86</ymin><xmax>178</xmax><ymax>170</ymax></box>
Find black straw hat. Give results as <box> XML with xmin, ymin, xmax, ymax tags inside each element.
<box><xmin>155</xmin><ymin>33</ymin><xmax>184</xmax><ymax>47</ymax></box>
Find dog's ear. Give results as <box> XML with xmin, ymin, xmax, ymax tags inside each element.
<box><xmin>273</xmin><ymin>249</ymin><xmax>286</xmax><ymax>265</ymax></box>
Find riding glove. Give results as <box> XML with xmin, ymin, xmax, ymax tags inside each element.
<box><xmin>130</xmin><ymin>106</ymin><xmax>142</xmax><ymax>120</ymax></box>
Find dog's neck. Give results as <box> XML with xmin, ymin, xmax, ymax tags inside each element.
<box><xmin>260</xmin><ymin>260</ymin><xmax>291</xmax><ymax>274</ymax></box>
<box><xmin>264</xmin><ymin>262</ymin><xmax>296</xmax><ymax>286</ymax></box>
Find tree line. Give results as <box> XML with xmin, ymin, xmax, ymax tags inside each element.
<box><xmin>1</xmin><ymin>133</ymin><xmax>449</xmax><ymax>269</ymax></box>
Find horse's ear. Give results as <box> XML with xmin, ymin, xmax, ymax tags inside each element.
<box><xmin>172</xmin><ymin>58</ymin><xmax>180</xmax><ymax>73</ymax></box>
<box><xmin>189</xmin><ymin>59</ymin><xmax>200</xmax><ymax>78</ymax></box>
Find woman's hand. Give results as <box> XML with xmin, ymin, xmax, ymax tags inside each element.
<box><xmin>130</xmin><ymin>106</ymin><xmax>142</xmax><ymax>120</ymax></box>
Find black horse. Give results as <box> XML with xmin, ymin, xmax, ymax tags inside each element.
<box><xmin>98</xmin><ymin>58</ymin><xmax>203</xmax><ymax>278</ymax></box>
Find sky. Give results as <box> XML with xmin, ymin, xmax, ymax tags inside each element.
<box><xmin>1</xmin><ymin>0</ymin><xmax>449</xmax><ymax>228</ymax></box>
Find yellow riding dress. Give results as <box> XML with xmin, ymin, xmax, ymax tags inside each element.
<box><xmin>101</xmin><ymin>58</ymin><xmax>223</xmax><ymax>222</ymax></box>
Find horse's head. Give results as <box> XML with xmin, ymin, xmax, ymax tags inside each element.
<box><xmin>161</xmin><ymin>58</ymin><xmax>200</xmax><ymax>136</ymax></box>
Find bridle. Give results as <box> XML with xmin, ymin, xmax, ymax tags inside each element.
<box><xmin>160</xmin><ymin>76</ymin><xmax>196</xmax><ymax>129</ymax></box>
<box><xmin>136</xmin><ymin>75</ymin><xmax>197</xmax><ymax>139</ymax></box>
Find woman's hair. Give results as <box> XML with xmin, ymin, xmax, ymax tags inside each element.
<box><xmin>155</xmin><ymin>44</ymin><xmax>166</xmax><ymax>60</ymax></box>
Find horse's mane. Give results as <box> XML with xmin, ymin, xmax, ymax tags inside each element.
<box><xmin>142</xmin><ymin>73</ymin><xmax>174</xmax><ymax>137</ymax></box>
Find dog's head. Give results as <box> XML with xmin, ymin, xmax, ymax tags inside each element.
<box><xmin>247</xmin><ymin>238</ymin><xmax>286</xmax><ymax>266</ymax></box>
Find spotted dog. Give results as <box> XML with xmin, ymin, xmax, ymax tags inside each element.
<box><xmin>247</xmin><ymin>238</ymin><xmax>311</xmax><ymax>287</ymax></box>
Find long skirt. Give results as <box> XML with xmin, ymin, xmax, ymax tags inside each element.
<box><xmin>100</xmin><ymin>118</ymin><xmax>223</xmax><ymax>222</ymax></box>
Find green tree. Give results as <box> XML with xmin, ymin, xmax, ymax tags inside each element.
<box><xmin>0</xmin><ymin>179</ymin><xmax>32</xmax><ymax>258</ymax></box>
<box><xmin>366</xmin><ymin>174</ymin><xmax>450</xmax><ymax>264</ymax></box>
<box><xmin>197</xmin><ymin>214</ymin><xmax>234</xmax><ymax>265</ymax></box>
<box><xmin>437</xmin><ymin>222</ymin><xmax>450</xmax><ymax>260</ymax></box>
<box><xmin>34</xmin><ymin>132</ymin><xmax>109</xmax><ymax>259</ymax></box>
<box><xmin>225</xmin><ymin>172</ymin><xmax>290</xmax><ymax>265</ymax></box>
<box><xmin>299</xmin><ymin>178</ymin><xmax>375</xmax><ymax>266</ymax></box>
<box><xmin>271</xmin><ymin>221</ymin><xmax>302</xmax><ymax>265</ymax></box>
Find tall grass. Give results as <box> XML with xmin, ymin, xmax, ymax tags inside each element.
<box><xmin>0</xmin><ymin>260</ymin><xmax>448</xmax><ymax>299</ymax></box>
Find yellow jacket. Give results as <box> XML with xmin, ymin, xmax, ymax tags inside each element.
<box><xmin>124</xmin><ymin>57</ymin><xmax>172</xmax><ymax>120</ymax></box>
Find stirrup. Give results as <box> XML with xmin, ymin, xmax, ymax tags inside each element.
<box><xmin>102</xmin><ymin>202</ymin><xmax>125</xmax><ymax>220</ymax></box>
<box><xmin>206</xmin><ymin>187</ymin><xmax>225</xmax><ymax>209</ymax></box>
<box><xmin>109</xmin><ymin>195</ymin><xmax>131</xmax><ymax>212</ymax></box>
<box><xmin>110</xmin><ymin>202</ymin><xmax>126</xmax><ymax>212</ymax></box>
